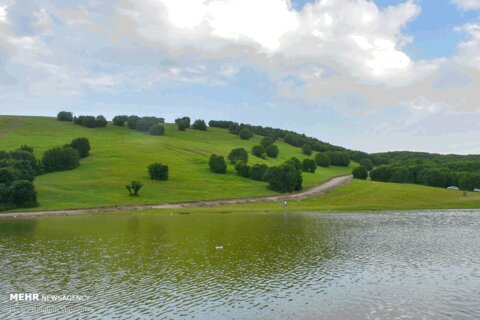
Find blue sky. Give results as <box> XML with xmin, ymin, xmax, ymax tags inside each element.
<box><xmin>2</xmin><ymin>0</ymin><xmax>480</xmax><ymax>154</ymax></box>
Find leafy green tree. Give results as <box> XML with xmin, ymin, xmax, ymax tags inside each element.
<box><xmin>302</xmin><ymin>159</ymin><xmax>317</xmax><ymax>173</ymax></box>
<box><xmin>264</xmin><ymin>163</ymin><xmax>301</xmax><ymax>193</ymax></box>
<box><xmin>283</xmin><ymin>133</ymin><xmax>302</xmax><ymax>147</ymax></box>
<box><xmin>234</xmin><ymin>161</ymin><xmax>250</xmax><ymax>178</ymax></box>
<box><xmin>81</xmin><ymin>116</ymin><xmax>97</xmax><ymax>128</ymax></box>
<box><xmin>417</xmin><ymin>168</ymin><xmax>446</xmax><ymax>188</ymax></box>
<box><xmin>148</xmin><ymin>163</ymin><xmax>169</xmax><ymax>181</ymax></box>
<box><xmin>369</xmin><ymin>166</ymin><xmax>393</xmax><ymax>182</ymax></box>
<box><xmin>192</xmin><ymin>119</ymin><xmax>207</xmax><ymax>131</ymax></box>
<box><xmin>175</xmin><ymin>117</ymin><xmax>191</xmax><ymax>131</ymax></box>
<box><xmin>149</xmin><ymin>124</ymin><xmax>165</xmax><ymax>136</ymax></box>
<box><xmin>352</xmin><ymin>166</ymin><xmax>368</xmax><ymax>180</ymax></box>
<box><xmin>249</xmin><ymin>164</ymin><xmax>268</xmax><ymax>181</ymax></box>
<box><xmin>209</xmin><ymin>154</ymin><xmax>227</xmax><ymax>173</ymax></box>
<box><xmin>260</xmin><ymin>137</ymin><xmax>274</xmax><ymax>148</ymax></box>
<box><xmin>94</xmin><ymin>115</ymin><xmax>108</xmax><ymax>128</ymax></box>
<box><xmin>302</xmin><ymin>144</ymin><xmax>312</xmax><ymax>156</ymax></box>
<box><xmin>389</xmin><ymin>167</ymin><xmax>414</xmax><ymax>183</ymax></box>
<box><xmin>57</xmin><ymin>111</ymin><xmax>73</xmax><ymax>122</ymax></box>
<box><xmin>359</xmin><ymin>158</ymin><xmax>374</xmax><ymax>171</ymax></box>
<box><xmin>10</xmin><ymin>180</ymin><xmax>38</xmax><ymax>208</ymax></box>
<box><xmin>252</xmin><ymin>145</ymin><xmax>265</xmax><ymax>158</ymax></box>
<box><xmin>239</xmin><ymin>128</ymin><xmax>253</xmax><ymax>140</ymax></box>
<box><xmin>127</xmin><ymin>115</ymin><xmax>140</xmax><ymax>129</ymax></box>
<box><xmin>327</xmin><ymin>151</ymin><xmax>350</xmax><ymax>167</ymax></box>
<box><xmin>126</xmin><ymin>181</ymin><xmax>143</xmax><ymax>196</ymax></box>
<box><xmin>0</xmin><ymin>183</ymin><xmax>14</xmax><ymax>211</ymax></box>
<box><xmin>265</xmin><ymin>145</ymin><xmax>279</xmax><ymax>158</ymax></box>
<box><xmin>228</xmin><ymin>148</ymin><xmax>248</xmax><ymax>164</ymax></box>
<box><xmin>315</xmin><ymin>153</ymin><xmax>330</xmax><ymax>167</ymax></box>
<box><xmin>112</xmin><ymin>115</ymin><xmax>128</xmax><ymax>126</ymax></box>
<box><xmin>70</xmin><ymin>137</ymin><xmax>91</xmax><ymax>158</ymax></box>
<box><xmin>42</xmin><ymin>146</ymin><xmax>80</xmax><ymax>173</ymax></box>
<box><xmin>458</xmin><ymin>173</ymin><xmax>480</xmax><ymax>191</ymax></box>
<box><xmin>136</xmin><ymin>117</ymin><xmax>161</xmax><ymax>132</ymax></box>
<box><xmin>0</xmin><ymin>167</ymin><xmax>19</xmax><ymax>186</ymax></box>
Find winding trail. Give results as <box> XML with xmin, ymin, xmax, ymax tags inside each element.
<box><xmin>0</xmin><ymin>117</ymin><xmax>21</xmax><ymax>139</ymax></box>
<box><xmin>1</xmin><ymin>175</ymin><xmax>352</xmax><ymax>218</ymax></box>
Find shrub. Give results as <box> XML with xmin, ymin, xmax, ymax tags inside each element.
<box><xmin>302</xmin><ymin>144</ymin><xmax>312</xmax><ymax>156</ymax></box>
<box><xmin>285</xmin><ymin>157</ymin><xmax>302</xmax><ymax>172</ymax></box>
<box><xmin>209</xmin><ymin>154</ymin><xmax>227</xmax><ymax>174</ymax></box>
<box><xmin>192</xmin><ymin>119</ymin><xmax>207</xmax><ymax>131</ymax></box>
<box><xmin>95</xmin><ymin>115</ymin><xmax>108</xmax><ymax>128</ymax></box>
<box><xmin>228</xmin><ymin>122</ymin><xmax>240</xmax><ymax>134</ymax></box>
<box><xmin>113</xmin><ymin>115</ymin><xmax>128</xmax><ymax>126</ymax></box>
<box><xmin>149</xmin><ymin>124</ymin><xmax>165</xmax><ymax>136</ymax></box>
<box><xmin>208</xmin><ymin>120</ymin><xmax>235</xmax><ymax>128</ymax></box>
<box><xmin>265</xmin><ymin>163</ymin><xmax>302</xmax><ymax>193</ymax></box>
<box><xmin>0</xmin><ymin>167</ymin><xmax>19</xmax><ymax>186</ymax></box>
<box><xmin>81</xmin><ymin>116</ymin><xmax>97</xmax><ymax>128</ymax></box>
<box><xmin>389</xmin><ymin>167</ymin><xmax>413</xmax><ymax>183</ymax></box>
<box><xmin>260</xmin><ymin>137</ymin><xmax>274</xmax><ymax>148</ymax></box>
<box><xmin>352</xmin><ymin>166</ymin><xmax>368</xmax><ymax>180</ymax></box>
<box><xmin>370</xmin><ymin>166</ymin><xmax>393</xmax><ymax>182</ymax></box>
<box><xmin>127</xmin><ymin>115</ymin><xmax>140</xmax><ymax>129</ymax></box>
<box><xmin>326</xmin><ymin>151</ymin><xmax>350</xmax><ymax>167</ymax></box>
<box><xmin>249</xmin><ymin>164</ymin><xmax>268</xmax><ymax>181</ymax></box>
<box><xmin>1</xmin><ymin>160</ymin><xmax>35</xmax><ymax>182</ymax></box>
<box><xmin>136</xmin><ymin>117</ymin><xmax>161</xmax><ymax>132</ymax></box>
<box><xmin>148</xmin><ymin>163</ymin><xmax>169</xmax><ymax>181</ymax></box>
<box><xmin>228</xmin><ymin>148</ymin><xmax>248</xmax><ymax>164</ymax></box>
<box><xmin>360</xmin><ymin>158</ymin><xmax>374</xmax><ymax>171</ymax></box>
<box><xmin>70</xmin><ymin>137</ymin><xmax>91</xmax><ymax>158</ymax></box>
<box><xmin>9</xmin><ymin>148</ymin><xmax>42</xmax><ymax>175</ymax></box>
<box><xmin>175</xmin><ymin>117</ymin><xmax>191</xmax><ymax>131</ymax></box>
<box><xmin>73</xmin><ymin>116</ymin><xmax>83</xmax><ymax>125</ymax></box>
<box><xmin>126</xmin><ymin>181</ymin><xmax>143</xmax><ymax>196</ymax></box>
<box><xmin>284</xmin><ymin>133</ymin><xmax>302</xmax><ymax>147</ymax></box>
<box><xmin>0</xmin><ymin>184</ymin><xmax>14</xmax><ymax>211</ymax></box>
<box><xmin>10</xmin><ymin>180</ymin><xmax>38</xmax><ymax>208</ymax></box>
<box><xmin>302</xmin><ymin>159</ymin><xmax>317</xmax><ymax>173</ymax></box>
<box><xmin>252</xmin><ymin>145</ymin><xmax>265</xmax><ymax>158</ymax></box>
<box><xmin>57</xmin><ymin>111</ymin><xmax>73</xmax><ymax>122</ymax></box>
<box><xmin>265</xmin><ymin>145</ymin><xmax>279</xmax><ymax>158</ymax></box>
<box><xmin>234</xmin><ymin>161</ymin><xmax>250</xmax><ymax>178</ymax></box>
<box><xmin>42</xmin><ymin>146</ymin><xmax>80</xmax><ymax>173</ymax></box>
<box><xmin>239</xmin><ymin>128</ymin><xmax>253</xmax><ymax>140</ymax></box>
<box><xmin>315</xmin><ymin>153</ymin><xmax>330</xmax><ymax>167</ymax></box>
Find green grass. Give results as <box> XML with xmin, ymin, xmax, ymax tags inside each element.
<box><xmin>0</xmin><ymin>115</ymin><xmax>354</xmax><ymax>211</ymax></box>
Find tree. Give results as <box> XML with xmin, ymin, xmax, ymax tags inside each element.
<box><xmin>10</xmin><ymin>180</ymin><xmax>38</xmax><ymax>208</ymax></box>
<box><xmin>260</xmin><ymin>137</ymin><xmax>274</xmax><ymax>148</ymax></box>
<box><xmin>0</xmin><ymin>183</ymin><xmax>14</xmax><ymax>211</ymax></box>
<box><xmin>126</xmin><ymin>181</ymin><xmax>143</xmax><ymax>196</ymax></box>
<box><xmin>389</xmin><ymin>167</ymin><xmax>413</xmax><ymax>183</ymax></box>
<box><xmin>70</xmin><ymin>137</ymin><xmax>91</xmax><ymax>158</ymax></box>
<box><xmin>239</xmin><ymin>128</ymin><xmax>253</xmax><ymax>140</ymax></box>
<box><xmin>315</xmin><ymin>153</ymin><xmax>330</xmax><ymax>167</ymax></box>
<box><xmin>175</xmin><ymin>117</ymin><xmax>191</xmax><ymax>131</ymax></box>
<box><xmin>234</xmin><ymin>161</ymin><xmax>250</xmax><ymax>178</ymax></box>
<box><xmin>192</xmin><ymin>119</ymin><xmax>207</xmax><ymax>131</ymax></box>
<box><xmin>369</xmin><ymin>166</ymin><xmax>393</xmax><ymax>182</ymax></box>
<box><xmin>42</xmin><ymin>146</ymin><xmax>80</xmax><ymax>173</ymax></box>
<box><xmin>113</xmin><ymin>115</ymin><xmax>128</xmax><ymax>126</ymax></box>
<box><xmin>228</xmin><ymin>148</ymin><xmax>248</xmax><ymax>164</ymax></box>
<box><xmin>149</xmin><ymin>124</ymin><xmax>165</xmax><ymax>136</ymax></box>
<box><xmin>283</xmin><ymin>133</ymin><xmax>302</xmax><ymax>147</ymax></box>
<box><xmin>127</xmin><ymin>115</ymin><xmax>140</xmax><ymax>129</ymax></box>
<box><xmin>249</xmin><ymin>164</ymin><xmax>268</xmax><ymax>181</ymax></box>
<box><xmin>136</xmin><ymin>117</ymin><xmax>161</xmax><ymax>132</ymax></box>
<box><xmin>95</xmin><ymin>115</ymin><xmax>108</xmax><ymax>128</ymax></box>
<box><xmin>352</xmin><ymin>166</ymin><xmax>368</xmax><ymax>180</ymax></box>
<box><xmin>284</xmin><ymin>158</ymin><xmax>303</xmax><ymax>191</ymax></box>
<box><xmin>458</xmin><ymin>173</ymin><xmax>480</xmax><ymax>191</ymax></box>
<box><xmin>209</xmin><ymin>154</ymin><xmax>227</xmax><ymax>173</ymax></box>
<box><xmin>302</xmin><ymin>159</ymin><xmax>317</xmax><ymax>173</ymax></box>
<box><xmin>252</xmin><ymin>145</ymin><xmax>265</xmax><ymax>158</ymax></box>
<box><xmin>417</xmin><ymin>168</ymin><xmax>446</xmax><ymax>188</ymax></box>
<box><xmin>81</xmin><ymin>116</ymin><xmax>97</xmax><ymax>128</ymax></box>
<box><xmin>265</xmin><ymin>145</ymin><xmax>279</xmax><ymax>158</ymax></box>
<box><xmin>359</xmin><ymin>158</ymin><xmax>374</xmax><ymax>171</ymax></box>
<box><xmin>264</xmin><ymin>163</ymin><xmax>301</xmax><ymax>193</ymax></box>
<box><xmin>327</xmin><ymin>151</ymin><xmax>350</xmax><ymax>167</ymax></box>
<box><xmin>148</xmin><ymin>163</ymin><xmax>169</xmax><ymax>181</ymax></box>
<box><xmin>0</xmin><ymin>167</ymin><xmax>19</xmax><ymax>186</ymax></box>
<box><xmin>302</xmin><ymin>144</ymin><xmax>312</xmax><ymax>156</ymax></box>
<box><xmin>57</xmin><ymin>111</ymin><xmax>73</xmax><ymax>122</ymax></box>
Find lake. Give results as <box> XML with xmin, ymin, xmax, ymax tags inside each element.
<box><xmin>1</xmin><ymin>211</ymin><xmax>479</xmax><ymax>319</ymax></box>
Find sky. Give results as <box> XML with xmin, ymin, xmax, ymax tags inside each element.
<box><xmin>1</xmin><ymin>0</ymin><xmax>480</xmax><ymax>154</ymax></box>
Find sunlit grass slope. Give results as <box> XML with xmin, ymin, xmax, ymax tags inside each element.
<box><xmin>0</xmin><ymin>116</ymin><xmax>354</xmax><ymax>211</ymax></box>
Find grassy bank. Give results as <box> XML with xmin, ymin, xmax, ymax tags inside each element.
<box><xmin>0</xmin><ymin>115</ymin><xmax>354</xmax><ymax>211</ymax></box>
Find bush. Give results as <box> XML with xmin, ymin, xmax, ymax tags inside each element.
<box><xmin>42</xmin><ymin>146</ymin><xmax>80</xmax><ymax>173</ymax></box>
<box><xmin>10</xmin><ymin>180</ymin><xmax>38</xmax><ymax>208</ymax></box>
<box><xmin>360</xmin><ymin>158</ymin><xmax>374</xmax><ymax>171</ymax></box>
<box><xmin>81</xmin><ymin>116</ymin><xmax>97</xmax><ymax>128</ymax></box>
<box><xmin>57</xmin><ymin>111</ymin><xmax>73</xmax><ymax>122</ymax></box>
<box><xmin>249</xmin><ymin>164</ymin><xmax>268</xmax><ymax>181</ymax></box>
<box><xmin>149</xmin><ymin>124</ymin><xmax>165</xmax><ymax>136</ymax></box>
<box><xmin>192</xmin><ymin>119</ymin><xmax>207</xmax><ymax>131</ymax></box>
<box><xmin>73</xmin><ymin>115</ymin><xmax>107</xmax><ymax>128</ymax></box>
<box><xmin>209</xmin><ymin>154</ymin><xmax>227</xmax><ymax>173</ymax></box>
<box><xmin>389</xmin><ymin>167</ymin><xmax>413</xmax><ymax>183</ymax></box>
<box><xmin>370</xmin><ymin>166</ymin><xmax>393</xmax><ymax>182</ymax></box>
<box><xmin>0</xmin><ymin>184</ymin><xmax>14</xmax><ymax>211</ymax></box>
<box><xmin>136</xmin><ymin>117</ymin><xmax>161</xmax><ymax>132</ymax></box>
<box><xmin>302</xmin><ymin>159</ymin><xmax>317</xmax><ymax>173</ymax></box>
<box><xmin>175</xmin><ymin>117</ymin><xmax>191</xmax><ymax>131</ymax></box>
<box><xmin>302</xmin><ymin>144</ymin><xmax>312</xmax><ymax>156</ymax></box>
<box><xmin>239</xmin><ymin>128</ymin><xmax>253</xmax><ymax>140</ymax></box>
<box><xmin>126</xmin><ymin>181</ymin><xmax>143</xmax><ymax>196</ymax></box>
<box><xmin>284</xmin><ymin>133</ymin><xmax>302</xmax><ymax>147</ymax></box>
<box><xmin>228</xmin><ymin>148</ymin><xmax>248</xmax><ymax>164</ymax></box>
<box><xmin>148</xmin><ymin>163</ymin><xmax>169</xmax><ymax>181</ymax></box>
<box><xmin>260</xmin><ymin>137</ymin><xmax>274</xmax><ymax>148</ymax></box>
<box><xmin>95</xmin><ymin>115</ymin><xmax>108</xmax><ymax>128</ymax></box>
<box><xmin>234</xmin><ymin>161</ymin><xmax>250</xmax><ymax>178</ymax></box>
<box><xmin>113</xmin><ymin>115</ymin><xmax>128</xmax><ymax>126</ymax></box>
<box><xmin>352</xmin><ymin>166</ymin><xmax>368</xmax><ymax>180</ymax></box>
<box><xmin>315</xmin><ymin>153</ymin><xmax>330</xmax><ymax>167</ymax></box>
<box><xmin>252</xmin><ymin>145</ymin><xmax>265</xmax><ymax>158</ymax></box>
<box><xmin>265</xmin><ymin>163</ymin><xmax>302</xmax><ymax>193</ymax></box>
<box><xmin>70</xmin><ymin>137</ymin><xmax>91</xmax><ymax>158</ymax></box>
<box><xmin>327</xmin><ymin>151</ymin><xmax>350</xmax><ymax>167</ymax></box>
<box><xmin>285</xmin><ymin>157</ymin><xmax>302</xmax><ymax>172</ymax></box>
<box><xmin>9</xmin><ymin>148</ymin><xmax>42</xmax><ymax>175</ymax></box>
<box><xmin>0</xmin><ymin>167</ymin><xmax>19</xmax><ymax>186</ymax></box>
<box><xmin>265</xmin><ymin>145</ymin><xmax>279</xmax><ymax>158</ymax></box>
<box><xmin>127</xmin><ymin>115</ymin><xmax>140</xmax><ymax>129</ymax></box>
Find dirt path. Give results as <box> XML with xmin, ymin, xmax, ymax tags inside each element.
<box><xmin>0</xmin><ymin>117</ymin><xmax>21</xmax><ymax>139</ymax></box>
<box><xmin>0</xmin><ymin>175</ymin><xmax>352</xmax><ymax>218</ymax></box>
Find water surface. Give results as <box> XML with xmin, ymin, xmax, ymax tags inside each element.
<box><xmin>0</xmin><ymin>211</ymin><xmax>479</xmax><ymax>319</ymax></box>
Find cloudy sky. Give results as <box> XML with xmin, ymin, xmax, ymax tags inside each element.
<box><xmin>1</xmin><ymin>0</ymin><xmax>480</xmax><ymax>154</ymax></box>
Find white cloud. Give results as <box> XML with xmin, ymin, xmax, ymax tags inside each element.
<box><xmin>452</xmin><ymin>0</ymin><xmax>480</xmax><ymax>10</ymax></box>
<box><xmin>0</xmin><ymin>6</ymin><xmax>6</xmax><ymax>23</ymax></box>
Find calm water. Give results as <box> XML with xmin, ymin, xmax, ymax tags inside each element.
<box><xmin>0</xmin><ymin>211</ymin><xmax>480</xmax><ymax>319</ymax></box>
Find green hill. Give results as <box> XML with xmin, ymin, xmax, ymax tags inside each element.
<box><xmin>0</xmin><ymin>116</ymin><xmax>354</xmax><ymax>211</ymax></box>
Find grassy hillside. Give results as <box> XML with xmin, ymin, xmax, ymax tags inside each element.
<box><xmin>0</xmin><ymin>116</ymin><xmax>354</xmax><ymax>211</ymax></box>
<box><xmin>145</xmin><ymin>180</ymin><xmax>480</xmax><ymax>214</ymax></box>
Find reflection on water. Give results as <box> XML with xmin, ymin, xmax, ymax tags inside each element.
<box><xmin>0</xmin><ymin>211</ymin><xmax>480</xmax><ymax>319</ymax></box>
